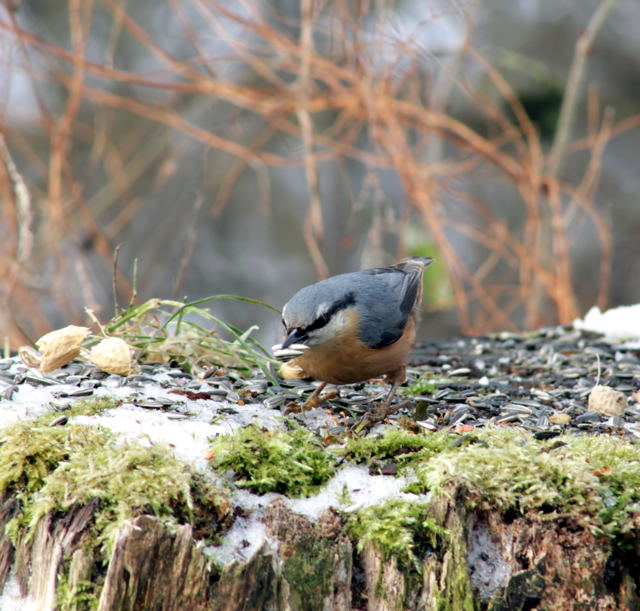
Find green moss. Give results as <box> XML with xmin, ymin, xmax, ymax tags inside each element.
<box><xmin>0</xmin><ymin>420</ymin><xmax>230</xmax><ymax>553</ymax></box>
<box><xmin>340</xmin><ymin>426</ymin><xmax>640</xmax><ymax>609</ymax></box>
<box><xmin>336</xmin><ymin>483</ymin><xmax>353</xmax><ymax>507</ymax></box>
<box><xmin>434</xmin><ymin>523</ymin><xmax>476</xmax><ymax>611</ymax></box>
<box><xmin>209</xmin><ymin>424</ymin><xmax>336</xmax><ymax>497</ymax></box>
<box><xmin>282</xmin><ymin>535</ymin><xmax>336</xmax><ymax>608</ymax></box>
<box><xmin>408</xmin><ymin>428</ymin><xmax>640</xmax><ymax>536</ymax></box>
<box><xmin>403</xmin><ymin>373</ymin><xmax>437</xmax><ymax>396</ymax></box>
<box><xmin>345</xmin><ymin>426</ymin><xmax>640</xmax><ymax>538</ymax></box>
<box><xmin>56</xmin><ymin>575</ymin><xmax>98</xmax><ymax>610</ymax></box>
<box><xmin>343</xmin><ymin>428</ymin><xmax>454</xmax><ymax>467</ymax></box>
<box><xmin>566</xmin><ymin>435</ymin><xmax>640</xmax><ymax>535</ymax></box>
<box><xmin>346</xmin><ymin>499</ymin><xmax>447</xmax><ymax>573</ymax></box>
<box><xmin>0</xmin><ymin>421</ymin><xmax>76</xmax><ymax>497</ymax></box>
<box><xmin>64</xmin><ymin>396</ymin><xmax>120</xmax><ymax>418</ymax></box>
<box><xmin>13</xmin><ymin>396</ymin><xmax>119</xmax><ymax>430</ymax></box>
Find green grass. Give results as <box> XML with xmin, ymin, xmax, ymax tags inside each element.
<box><xmin>103</xmin><ymin>295</ymin><xmax>279</xmax><ymax>381</ymax></box>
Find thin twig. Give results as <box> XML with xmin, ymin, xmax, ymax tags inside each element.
<box><xmin>0</xmin><ymin>134</ymin><xmax>33</xmax><ymax>263</ymax></box>
<box><xmin>112</xmin><ymin>244</ymin><xmax>123</xmax><ymax>317</ymax></box>
<box><xmin>173</xmin><ymin>192</ymin><xmax>204</xmax><ymax>298</ymax></box>
<box><xmin>547</xmin><ymin>0</ymin><xmax>616</xmax><ymax>175</ymax></box>
<box><xmin>297</xmin><ymin>0</ymin><xmax>328</xmax><ymax>278</ymax></box>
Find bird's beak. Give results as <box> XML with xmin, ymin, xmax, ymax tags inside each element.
<box><xmin>282</xmin><ymin>328</ymin><xmax>308</xmax><ymax>349</ymax></box>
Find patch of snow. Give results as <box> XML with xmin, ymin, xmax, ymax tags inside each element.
<box><xmin>0</xmin><ymin>380</ymin><xmax>75</xmax><ymax>426</ymax></box>
<box><xmin>0</xmin><ymin>572</ymin><xmax>37</xmax><ymax>611</ymax></box>
<box><xmin>206</xmin><ymin>464</ymin><xmax>429</xmax><ymax>565</ymax></box>
<box><xmin>72</xmin><ymin>400</ymin><xmax>284</xmax><ymax>471</ymax></box>
<box><xmin>206</xmin><ymin>510</ymin><xmax>271</xmax><ymax>567</ymax></box>
<box><xmin>573</xmin><ymin>304</ymin><xmax>640</xmax><ymax>345</ymax></box>
<box><xmin>288</xmin><ymin>464</ymin><xmax>423</xmax><ymax>519</ymax></box>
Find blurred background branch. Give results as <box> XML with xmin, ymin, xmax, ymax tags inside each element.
<box><xmin>0</xmin><ymin>0</ymin><xmax>638</xmax><ymax>347</ymax></box>
<box><xmin>547</xmin><ymin>0</ymin><xmax>616</xmax><ymax>176</ymax></box>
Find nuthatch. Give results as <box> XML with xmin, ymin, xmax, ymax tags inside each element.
<box><xmin>272</xmin><ymin>257</ymin><xmax>434</xmax><ymax>410</ymax></box>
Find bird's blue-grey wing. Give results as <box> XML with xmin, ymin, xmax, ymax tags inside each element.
<box><xmin>355</xmin><ymin>261</ymin><xmax>425</xmax><ymax>349</ymax></box>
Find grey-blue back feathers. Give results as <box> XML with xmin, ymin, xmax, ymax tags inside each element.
<box><xmin>282</xmin><ymin>258</ymin><xmax>433</xmax><ymax>349</ymax></box>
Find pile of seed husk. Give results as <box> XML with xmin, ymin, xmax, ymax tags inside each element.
<box><xmin>407</xmin><ymin>326</ymin><xmax>639</xmax><ymax>438</ymax></box>
<box><xmin>1</xmin><ymin>326</ymin><xmax>639</xmax><ymax>439</ymax></box>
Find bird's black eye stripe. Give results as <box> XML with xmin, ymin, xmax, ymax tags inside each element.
<box><xmin>304</xmin><ymin>292</ymin><xmax>356</xmax><ymax>333</ymax></box>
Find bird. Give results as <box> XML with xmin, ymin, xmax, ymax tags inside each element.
<box><xmin>272</xmin><ymin>257</ymin><xmax>434</xmax><ymax>413</ymax></box>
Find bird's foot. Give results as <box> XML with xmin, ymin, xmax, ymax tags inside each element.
<box><xmin>303</xmin><ymin>394</ymin><xmax>325</xmax><ymax>410</ymax></box>
<box><xmin>298</xmin><ymin>382</ymin><xmax>330</xmax><ymax>411</ymax></box>
<box><xmin>351</xmin><ymin>399</ymin><xmax>412</xmax><ymax>433</ymax></box>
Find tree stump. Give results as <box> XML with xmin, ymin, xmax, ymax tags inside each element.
<box><xmin>2</xmin><ymin>485</ymin><xmax>639</xmax><ymax>610</ymax></box>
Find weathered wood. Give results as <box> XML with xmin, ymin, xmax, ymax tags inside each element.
<box><xmin>263</xmin><ymin>498</ymin><xmax>353</xmax><ymax>610</ymax></box>
<box><xmin>466</xmin><ymin>509</ymin><xmax>639</xmax><ymax>610</ymax></box>
<box><xmin>97</xmin><ymin>515</ymin><xmax>215</xmax><ymax>611</ymax></box>
<box><xmin>2</xmin><ymin>501</ymin><xmax>218</xmax><ymax>610</ymax></box>
<box><xmin>210</xmin><ymin>499</ymin><xmax>355</xmax><ymax>611</ymax></box>
<box><xmin>29</xmin><ymin>502</ymin><xmax>98</xmax><ymax>609</ymax></box>
<box><xmin>361</xmin><ymin>542</ymin><xmax>407</xmax><ymax>610</ymax></box>
<box><xmin>66</xmin><ymin>546</ymin><xmax>95</xmax><ymax>607</ymax></box>
<box><xmin>2</xmin><ymin>489</ymin><xmax>640</xmax><ymax>609</ymax></box>
<box><xmin>212</xmin><ymin>544</ymin><xmax>279</xmax><ymax>611</ymax></box>
<box><xmin>0</xmin><ymin>494</ymin><xmax>18</xmax><ymax>592</ymax></box>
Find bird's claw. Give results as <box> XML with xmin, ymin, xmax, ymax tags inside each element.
<box><xmin>351</xmin><ymin>399</ymin><xmax>412</xmax><ymax>433</ymax></box>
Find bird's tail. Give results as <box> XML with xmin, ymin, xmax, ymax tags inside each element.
<box><xmin>396</xmin><ymin>256</ymin><xmax>435</xmax><ymax>270</ymax></box>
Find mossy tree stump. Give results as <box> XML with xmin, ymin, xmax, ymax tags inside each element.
<box><xmin>2</xmin><ymin>488</ymin><xmax>640</xmax><ymax>610</ymax></box>
<box><xmin>2</xmin><ymin>414</ymin><xmax>640</xmax><ymax>609</ymax></box>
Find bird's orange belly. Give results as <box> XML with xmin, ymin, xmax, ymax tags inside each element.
<box><xmin>290</xmin><ymin>319</ymin><xmax>416</xmax><ymax>385</ymax></box>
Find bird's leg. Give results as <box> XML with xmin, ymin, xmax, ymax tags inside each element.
<box><xmin>303</xmin><ymin>381</ymin><xmax>328</xmax><ymax>410</ymax></box>
<box><xmin>379</xmin><ymin>366</ymin><xmax>407</xmax><ymax>410</ymax></box>
<box><xmin>380</xmin><ymin>379</ymin><xmax>401</xmax><ymax>409</ymax></box>
<box><xmin>352</xmin><ymin>371</ymin><xmax>408</xmax><ymax>432</ymax></box>
<box><xmin>371</xmin><ymin>379</ymin><xmax>406</xmax><ymax>422</ymax></box>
